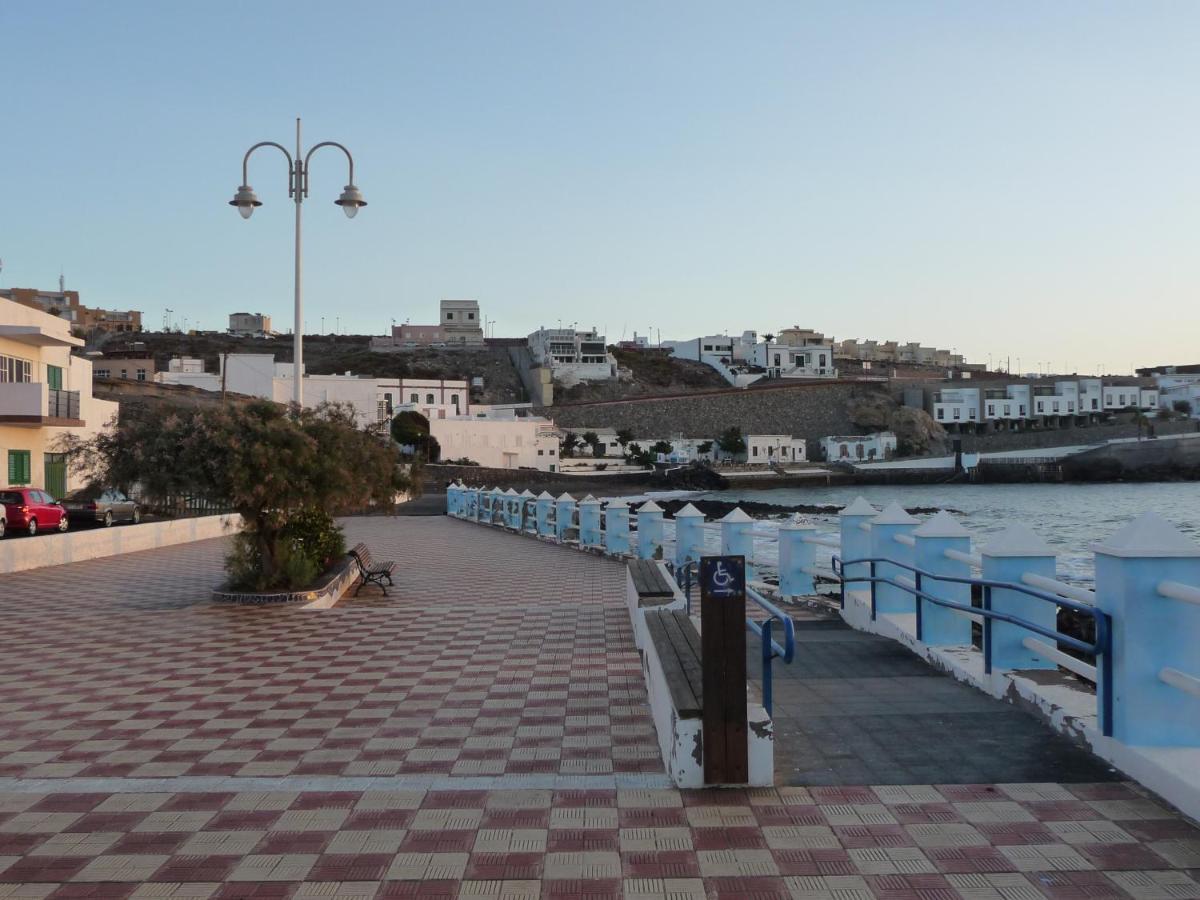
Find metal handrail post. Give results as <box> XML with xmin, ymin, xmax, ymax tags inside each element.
<box><xmin>762</xmin><ymin>618</ymin><xmax>775</xmax><ymax>716</ymax></box>
<box><xmin>982</xmin><ymin>585</ymin><xmax>993</xmax><ymax>675</ymax></box>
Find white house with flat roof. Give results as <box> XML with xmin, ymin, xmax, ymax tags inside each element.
<box><xmin>746</xmin><ymin>434</ymin><xmax>807</xmax><ymax>464</ymax></box>
<box><xmin>932</xmin><ymin>387</ymin><xmax>981</xmax><ymax>426</ymax></box>
<box><xmin>430</xmin><ymin>415</ymin><xmax>560</xmax><ymax>471</ymax></box>
<box><xmin>528</xmin><ymin>327</ymin><xmax>616</xmax><ymax>384</ymax></box>
<box><xmin>821</xmin><ymin>432</ymin><xmax>897</xmax><ymax>462</ymax></box>
<box><xmin>751</xmin><ymin>340</ymin><xmax>836</xmax><ymax>379</ymax></box>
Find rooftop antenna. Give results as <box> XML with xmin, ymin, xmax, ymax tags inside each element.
<box><xmin>59</xmin><ymin>271</ymin><xmax>65</xmax><ymax>293</ymax></box>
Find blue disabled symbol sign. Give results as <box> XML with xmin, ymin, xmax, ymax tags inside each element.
<box><xmin>700</xmin><ymin>555</ymin><xmax>745</xmax><ymax>599</ymax></box>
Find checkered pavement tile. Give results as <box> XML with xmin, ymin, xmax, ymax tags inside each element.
<box><xmin>0</xmin><ymin>520</ymin><xmax>1198</xmax><ymax>898</ymax></box>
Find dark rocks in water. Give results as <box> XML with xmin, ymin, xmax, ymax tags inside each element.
<box><xmin>644</xmin><ymin>498</ymin><xmax>959</xmax><ymax>519</ymax></box>
<box><xmin>647</xmin><ymin>463</ymin><xmax>729</xmax><ymax>491</ymax></box>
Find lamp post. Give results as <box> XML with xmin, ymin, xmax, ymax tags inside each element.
<box><xmin>229</xmin><ymin>118</ymin><xmax>367</xmax><ymax>407</ymax></box>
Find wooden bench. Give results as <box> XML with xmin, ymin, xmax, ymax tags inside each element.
<box><xmin>629</xmin><ymin>559</ymin><xmax>676</xmax><ymax>607</ymax></box>
<box><xmin>644</xmin><ymin>609</ymin><xmax>703</xmax><ymax>719</ymax></box>
<box><xmin>348</xmin><ymin>542</ymin><xmax>396</xmax><ymax>596</ymax></box>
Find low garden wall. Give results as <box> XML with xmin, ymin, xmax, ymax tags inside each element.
<box><xmin>0</xmin><ymin>513</ymin><xmax>242</xmax><ymax>574</ymax></box>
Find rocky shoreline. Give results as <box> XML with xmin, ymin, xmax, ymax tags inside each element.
<box><xmin>648</xmin><ymin>497</ymin><xmax>959</xmax><ymax>519</ymax></box>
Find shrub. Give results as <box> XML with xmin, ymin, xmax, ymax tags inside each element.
<box><xmin>280</xmin><ymin>506</ymin><xmax>346</xmax><ymax>571</ymax></box>
<box><xmin>1174</xmin><ymin>400</ymin><xmax>1193</xmax><ymax>415</ymax></box>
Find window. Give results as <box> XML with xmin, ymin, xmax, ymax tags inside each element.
<box><xmin>1019</xmin><ymin>405</ymin><xmax>1026</xmax><ymax>416</ymax></box>
<box><xmin>120</xmin><ymin>369</ymin><xmax>128</xmax><ymax>379</ymax></box>
<box><xmin>1053</xmin><ymin>402</ymin><xmax>1060</xmax><ymax>413</ymax></box>
<box><xmin>752</xmin><ymin>446</ymin><xmax>758</xmax><ymax>456</ymax></box>
<box><xmin>46</xmin><ymin>365</ymin><xmax>63</xmax><ymax>391</ymax></box>
<box><xmin>446</xmin><ymin>312</ymin><xmax>454</xmax><ymax>320</ymax></box>
<box><xmin>0</xmin><ymin>353</ymin><xmax>32</xmax><ymax>383</ymax></box>
<box><xmin>95</xmin><ymin>369</ymin><xmax>110</xmax><ymax>379</ymax></box>
<box><xmin>953</xmin><ymin>409</ymin><xmax>960</xmax><ymax>420</ymax></box>
<box><xmin>426</xmin><ymin>393</ymin><xmax>435</xmax><ymax>404</ymax></box>
<box><xmin>936</xmin><ymin>408</ymin><xmax>944</xmax><ymax>420</ymax></box>
<box><xmin>1037</xmin><ymin>402</ymin><xmax>1044</xmax><ymax>413</ymax></box>
<box><xmin>410</xmin><ymin>393</ymin><xmax>419</xmax><ymax>403</ymax></box>
<box><xmin>548</xmin><ymin>449</ymin><xmax>555</xmax><ymax>456</ymax></box>
<box><xmin>467</xmin><ymin>312</ymin><xmax>475</xmax><ymax>320</ymax></box>
<box><xmin>538</xmin><ymin>449</ymin><xmax>544</xmax><ymax>456</ymax></box>
<box><xmin>987</xmin><ymin>405</ymin><xmax>995</xmax><ymax>416</ymax></box>
<box><xmin>7</xmin><ymin>450</ymin><xmax>32</xmax><ymax>486</ymax></box>
<box><xmin>450</xmin><ymin>394</ymin><xmax>459</xmax><ymax>407</ymax></box>
<box><xmin>136</xmin><ymin>369</ymin><xmax>147</xmax><ymax>381</ymax></box>
<box><xmin>968</xmin><ymin>409</ymin><xmax>976</xmax><ymax>419</ymax></box>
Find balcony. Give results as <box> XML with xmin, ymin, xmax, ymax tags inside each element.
<box><xmin>0</xmin><ymin>382</ymin><xmax>84</xmax><ymax>427</ymax></box>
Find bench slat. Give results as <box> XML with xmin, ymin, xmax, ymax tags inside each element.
<box><xmin>629</xmin><ymin>560</ymin><xmax>674</xmax><ymax>598</ymax></box>
<box><xmin>661</xmin><ymin>610</ymin><xmax>705</xmax><ymax>707</ymax></box>
<box><xmin>646</xmin><ymin>610</ymin><xmax>703</xmax><ymax>718</ymax></box>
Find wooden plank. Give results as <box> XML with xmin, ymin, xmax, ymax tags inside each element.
<box><xmin>646</xmin><ymin>613</ymin><xmax>701</xmax><ymax>716</ymax></box>
<box><xmin>671</xmin><ymin>610</ymin><xmax>704</xmax><ymax>666</ymax></box>
<box><xmin>660</xmin><ymin>611</ymin><xmax>704</xmax><ymax>708</ymax></box>
<box><xmin>630</xmin><ymin>561</ymin><xmax>674</xmax><ymax>598</ymax></box>
<box><xmin>700</xmin><ymin>555</ymin><xmax>748</xmax><ymax>784</ymax></box>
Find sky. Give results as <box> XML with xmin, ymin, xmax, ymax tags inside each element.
<box><xmin>1</xmin><ymin>1</ymin><xmax>1197</xmax><ymax>374</ymax></box>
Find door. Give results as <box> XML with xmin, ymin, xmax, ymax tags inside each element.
<box><xmin>44</xmin><ymin>454</ymin><xmax>67</xmax><ymax>501</ymax></box>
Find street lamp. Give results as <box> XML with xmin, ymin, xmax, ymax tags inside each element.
<box><xmin>229</xmin><ymin>118</ymin><xmax>366</xmax><ymax>406</ymax></box>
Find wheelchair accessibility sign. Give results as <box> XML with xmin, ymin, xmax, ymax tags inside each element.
<box><xmin>700</xmin><ymin>555</ymin><xmax>746</xmax><ymax>599</ymax></box>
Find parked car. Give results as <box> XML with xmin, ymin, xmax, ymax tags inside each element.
<box><xmin>61</xmin><ymin>487</ymin><xmax>141</xmax><ymax>527</ymax></box>
<box><xmin>0</xmin><ymin>487</ymin><xmax>69</xmax><ymax>537</ymax></box>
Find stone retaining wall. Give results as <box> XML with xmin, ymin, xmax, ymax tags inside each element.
<box><xmin>550</xmin><ymin>382</ymin><xmax>872</xmax><ymax>446</ymax></box>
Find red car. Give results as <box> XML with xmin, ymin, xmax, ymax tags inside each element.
<box><xmin>0</xmin><ymin>487</ymin><xmax>69</xmax><ymax>538</ymax></box>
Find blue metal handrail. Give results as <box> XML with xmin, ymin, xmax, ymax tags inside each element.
<box><xmin>832</xmin><ymin>553</ymin><xmax>1113</xmax><ymax>736</ymax></box>
<box><xmin>679</xmin><ymin>561</ymin><xmax>796</xmax><ymax>716</ymax></box>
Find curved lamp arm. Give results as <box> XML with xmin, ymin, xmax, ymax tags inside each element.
<box><xmin>242</xmin><ymin>141</ymin><xmax>296</xmax><ymax>195</ymax></box>
<box><xmin>302</xmin><ymin>141</ymin><xmax>356</xmax><ymax>196</ymax></box>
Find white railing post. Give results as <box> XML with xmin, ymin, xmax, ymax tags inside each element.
<box><xmin>445</xmin><ymin>483</ymin><xmax>459</xmax><ymax>516</ymax></box>
<box><xmin>839</xmin><ymin>497</ymin><xmax>878</xmax><ymax>590</ymax></box>
<box><xmin>778</xmin><ymin>515</ymin><xmax>817</xmax><ymax>598</ymax></box>
<box><xmin>605</xmin><ymin>500</ymin><xmax>631</xmax><ymax>555</ymax></box>
<box><xmin>870</xmin><ymin>502</ymin><xmax>919</xmax><ymax>614</ymax></box>
<box><xmin>504</xmin><ymin>488</ymin><xmax>520</xmax><ymax>529</ymax></box>
<box><xmin>578</xmin><ymin>495</ymin><xmax>602</xmax><ymax>547</ymax></box>
<box><xmin>913</xmin><ymin>511</ymin><xmax>973</xmax><ymax>645</ymax></box>
<box><xmin>673</xmin><ymin>503</ymin><xmax>706</xmax><ymax>571</ymax></box>
<box><xmin>468</xmin><ymin>487</ymin><xmax>480</xmax><ymax>521</ymax></box>
<box><xmin>518</xmin><ymin>489</ymin><xmax>535</xmax><ymax>531</ymax></box>
<box><xmin>720</xmin><ymin>508</ymin><xmax>755</xmax><ymax>581</ymax></box>
<box><xmin>489</xmin><ymin>487</ymin><xmax>505</xmax><ymax>525</ymax></box>
<box><xmin>981</xmin><ymin>524</ymin><xmax>1057</xmax><ymax>671</ymax></box>
<box><xmin>535</xmin><ymin>491</ymin><xmax>555</xmax><ymax>537</ymax></box>
<box><xmin>555</xmin><ymin>493</ymin><xmax>576</xmax><ymax>542</ymax></box>
<box><xmin>637</xmin><ymin>500</ymin><xmax>664</xmax><ymax>559</ymax></box>
<box><xmin>1093</xmin><ymin>512</ymin><xmax>1200</xmax><ymax>745</ymax></box>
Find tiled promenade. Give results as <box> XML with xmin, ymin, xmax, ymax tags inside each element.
<box><xmin>0</xmin><ymin>518</ymin><xmax>1196</xmax><ymax>898</ymax></box>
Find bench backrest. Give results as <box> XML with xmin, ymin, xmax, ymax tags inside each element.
<box><xmin>349</xmin><ymin>542</ymin><xmax>373</xmax><ymax>571</ymax></box>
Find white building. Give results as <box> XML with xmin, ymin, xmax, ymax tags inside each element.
<box><xmin>745</xmin><ymin>434</ymin><xmax>807</xmax><ymax>464</ymax></box>
<box><xmin>1</xmin><ymin>297</ymin><xmax>118</xmax><ymax>496</ymax></box>
<box><xmin>527</xmin><ymin>327</ymin><xmax>616</xmax><ymax>384</ymax></box>
<box><xmin>751</xmin><ymin>340</ymin><xmax>836</xmax><ymax>379</ymax></box>
<box><xmin>664</xmin><ymin>333</ymin><xmax>763</xmax><ymax>387</ymax></box>
<box><xmin>931</xmin><ymin>387</ymin><xmax>980</xmax><ymax>426</ymax></box>
<box><xmin>430</xmin><ymin>416</ymin><xmax>560</xmax><ymax>471</ymax></box>
<box><xmin>439</xmin><ymin>299</ymin><xmax>484</xmax><ymax>345</ymax></box>
<box><xmin>1102</xmin><ymin>385</ymin><xmax>1157</xmax><ymax>411</ymax></box>
<box><xmin>157</xmin><ymin>353</ymin><xmax>469</xmax><ymax>429</ymax></box>
<box><xmin>983</xmin><ymin>384</ymin><xmax>1030</xmax><ymax>423</ymax></box>
<box><xmin>1155</xmin><ymin>373</ymin><xmax>1200</xmax><ymax>418</ymax></box>
<box><xmin>228</xmin><ymin>312</ymin><xmax>272</xmax><ymax>336</ymax></box>
<box><xmin>820</xmin><ymin>432</ymin><xmax>897</xmax><ymax>462</ymax></box>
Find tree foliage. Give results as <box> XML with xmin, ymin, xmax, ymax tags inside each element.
<box><xmin>560</xmin><ymin>431</ymin><xmax>581</xmax><ymax>458</ymax></box>
<box><xmin>61</xmin><ymin>400</ymin><xmax>406</xmax><ymax>590</ymax></box>
<box><xmin>717</xmin><ymin>426</ymin><xmax>747</xmax><ymax>456</ymax></box>
<box><xmin>615</xmin><ymin>428</ymin><xmax>635</xmax><ymax>447</ymax></box>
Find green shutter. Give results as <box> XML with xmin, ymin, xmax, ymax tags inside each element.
<box><xmin>47</xmin><ymin>365</ymin><xmax>63</xmax><ymax>391</ymax></box>
<box><xmin>7</xmin><ymin>450</ymin><xmax>32</xmax><ymax>486</ymax></box>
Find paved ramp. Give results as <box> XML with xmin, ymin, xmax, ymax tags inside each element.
<box><xmin>764</xmin><ymin>615</ymin><xmax>1123</xmax><ymax>786</ymax></box>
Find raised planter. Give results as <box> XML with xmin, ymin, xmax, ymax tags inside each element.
<box><xmin>210</xmin><ymin>553</ymin><xmax>359</xmax><ymax>609</ymax></box>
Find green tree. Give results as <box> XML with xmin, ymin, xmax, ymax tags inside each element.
<box><xmin>651</xmin><ymin>440</ymin><xmax>673</xmax><ymax>456</ymax></box>
<box><xmin>581</xmin><ymin>431</ymin><xmax>605</xmax><ymax>458</ymax></box>
<box><xmin>560</xmin><ymin>431</ymin><xmax>581</xmax><ymax>458</ymax></box>
<box><xmin>697</xmin><ymin>440</ymin><xmax>714</xmax><ymax>456</ymax></box>
<box><xmin>615</xmin><ymin>428</ymin><xmax>635</xmax><ymax>447</ymax></box>
<box><xmin>61</xmin><ymin>400</ymin><xmax>405</xmax><ymax>590</ymax></box>
<box><xmin>625</xmin><ymin>442</ymin><xmax>654</xmax><ymax>466</ymax></box>
<box><xmin>1174</xmin><ymin>400</ymin><xmax>1193</xmax><ymax>416</ymax></box>
<box><xmin>717</xmin><ymin>426</ymin><xmax>747</xmax><ymax>457</ymax></box>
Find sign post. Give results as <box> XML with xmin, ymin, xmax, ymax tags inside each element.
<box><xmin>699</xmin><ymin>554</ymin><xmax>748</xmax><ymax>784</ymax></box>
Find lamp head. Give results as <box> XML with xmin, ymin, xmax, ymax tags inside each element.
<box><xmin>230</xmin><ymin>185</ymin><xmax>261</xmax><ymax>219</ymax></box>
<box><xmin>335</xmin><ymin>184</ymin><xmax>367</xmax><ymax>218</ymax></box>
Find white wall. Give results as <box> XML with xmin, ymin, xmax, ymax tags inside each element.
<box><xmin>430</xmin><ymin>417</ymin><xmax>561</xmax><ymax>471</ymax></box>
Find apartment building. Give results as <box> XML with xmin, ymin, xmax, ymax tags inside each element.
<box><xmin>228</xmin><ymin>312</ymin><xmax>272</xmax><ymax>336</ymax></box>
<box><xmin>0</xmin><ymin>287</ymin><xmax>142</xmax><ymax>334</ymax></box>
<box><xmin>924</xmin><ymin>377</ymin><xmax>1160</xmax><ymax>430</ymax></box>
<box><xmin>91</xmin><ymin>347</ymin><xmax>159</xmax><ymax>382</ymax></box>
<box><xmin>1</xmin><ymin>297</ymin><xmax>118</xmax><ymax>497</ymax></box>
<box><xmin>527</xmin><ymin>327</ymin><xmax>616</xmax><ymax>382</ymax></box>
